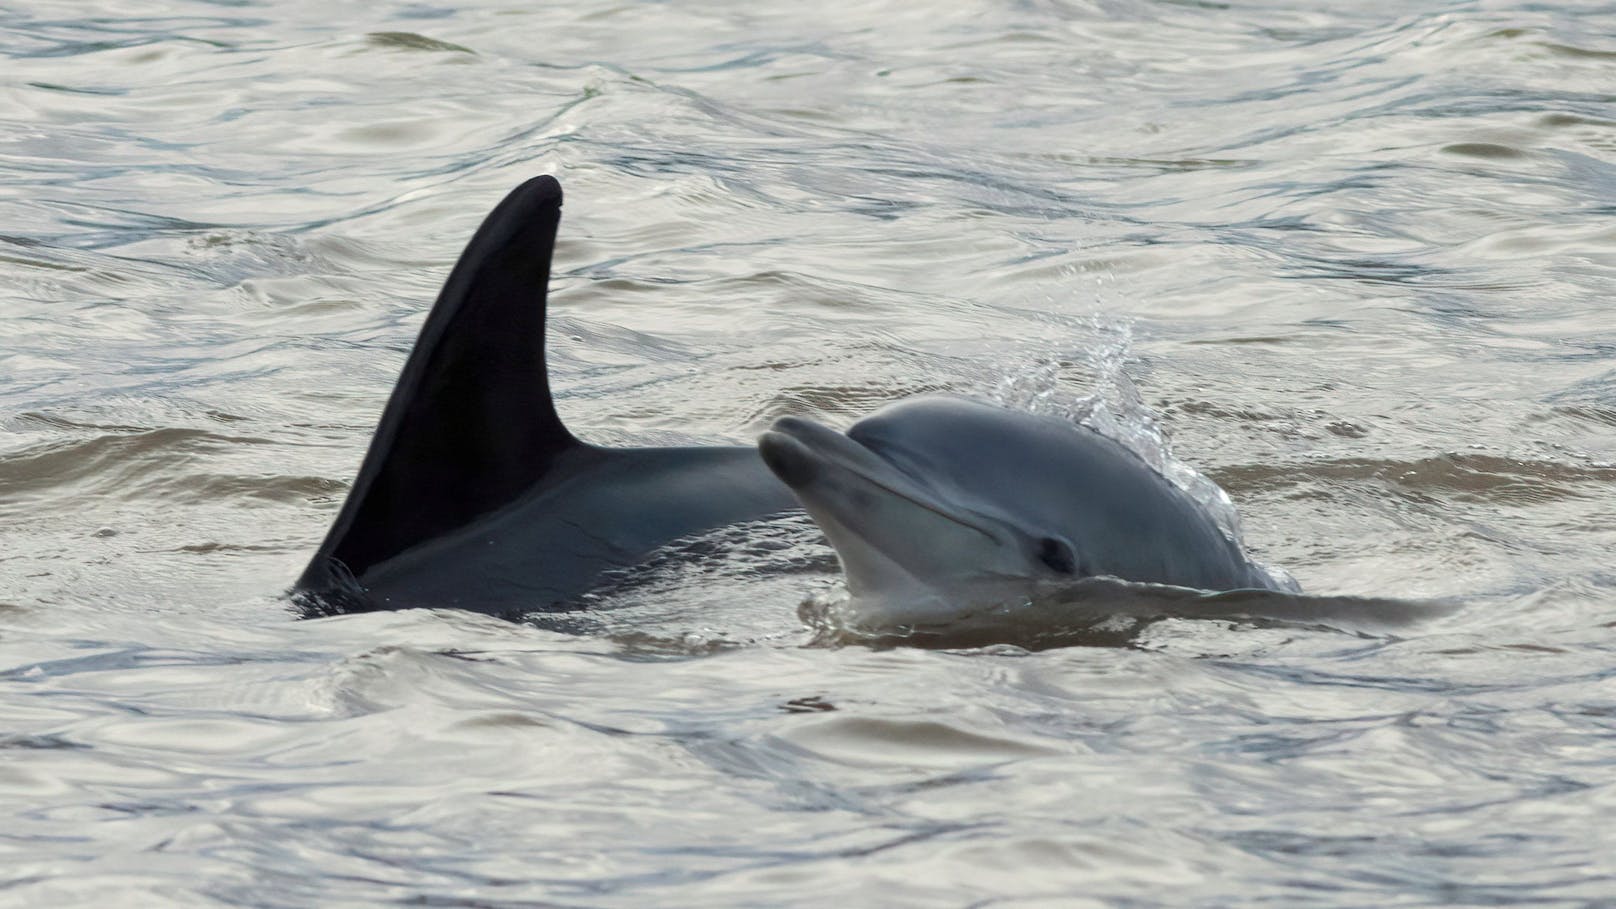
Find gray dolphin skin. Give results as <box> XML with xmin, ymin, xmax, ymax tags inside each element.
<box><xmin>758</xmin><ymin>397</ymin><xmax>1287</xmax><ymax>622</ymax></box>
<box><xmin>294</xmin><ymin>177</ymin><xmax>796</xmax><ymax>617</ymax></box>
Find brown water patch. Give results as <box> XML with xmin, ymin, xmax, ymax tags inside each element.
<box><xmin>1212</xmin><ymin>454</ymin><xmax>1616</xmax><ymax>504</ymax></box>
<box><xmin>1441</xmin><ymin>143</ymin><xmax>1529</xmax><ymax>160</ymax></box>
<box><xmin>363</xmin><ymin>32</ymin><xmax>475</xmax><ymax>55</ymax></box>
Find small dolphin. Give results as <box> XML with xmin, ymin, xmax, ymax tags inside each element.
<box><xmin>758</xmin><ymin>397</ymin><xmax>1291</xmax><ymax>626</ymax></box>
<box><xmin>294</xmin><ymin>177</ymin><xmax>796</xmax><ymax>617</ymax></box>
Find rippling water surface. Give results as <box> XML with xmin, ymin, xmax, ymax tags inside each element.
<box><xmin>3</xmin><ymin>0</ymin><xmax>1616</xmax><ymax>904</ymax></box>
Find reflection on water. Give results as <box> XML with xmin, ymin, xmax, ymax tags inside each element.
<box><xmin>3</xmin><ymin>0</ymin><xmax>1616</xmax><ymax>905</ymax></box>
<box><xmin>800</xmin><ymin>577</ymin><xmax>1455</xmax><ymax>652</ymax></box>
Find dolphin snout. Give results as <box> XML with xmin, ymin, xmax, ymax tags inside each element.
<box><xmin>768</xmin><ymin>415</ymin><xmax>846</xmax><ymax>446</ymax></box>
<box><xmin>758</xmin><ymin>430</ymin><xmax>819</xmax><ymax>488</ymax></box>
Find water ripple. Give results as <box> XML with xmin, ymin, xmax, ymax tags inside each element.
<box><xmin>2</xmin><ymin>0</ymin><xmax>1615</xmax><ymax>905</ymax></box>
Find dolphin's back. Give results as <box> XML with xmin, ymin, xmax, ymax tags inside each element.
<box><xmin>295</xmin><ymin>178</ymin><xmax>794</xmax><ymax>616</ymax></box>
<box><xmin>335</xmin><ymin>445</ymin><xmax>793</xmax><ymax>616</ymax></box>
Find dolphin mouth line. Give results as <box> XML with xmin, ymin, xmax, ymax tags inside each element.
<box><xmin>761</xmin><ymin>422</ymin><xmax>1002</xmax><ymax>546</ymax></box>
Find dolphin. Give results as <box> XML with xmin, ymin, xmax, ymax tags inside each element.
<box><xmin>757</xmin><ymin>397</ymin><xmax>1291</xmax><ymax>626</ymax></box>
<box><xmin>294</xmin><ymin>176</ymin><xmax>796</xmax><ymax>617</ymax></box>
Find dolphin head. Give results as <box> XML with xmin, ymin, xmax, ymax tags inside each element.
<box><xmin>758</xmin><ymin>398</ymin><xmax>1100</xmax><ymax>618</ymax></box>
<box><xmin>759</xmin><ymin>396</ymin><xmax>1262</xmax><ymax>624</ymax></box>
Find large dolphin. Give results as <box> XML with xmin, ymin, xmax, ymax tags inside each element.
<box><xmin>294</xmin><ymin>176</ymin><xmax>796</xmax><ymax>617</ymax></box>
<box><xmin>757</xmin><ymin>397</ymin><xmax>1291</xmax><ymax>626</ymax></box>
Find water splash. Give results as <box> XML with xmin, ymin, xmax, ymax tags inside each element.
<box><xmin>987</xmin><ymin>313</ymin><xmax>1298</xmax><ymax>592</ymax></box>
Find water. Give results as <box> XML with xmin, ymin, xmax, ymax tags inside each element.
<box><xmin>3</xmin><ymin>0</ymin><xmax>1615</xmax><ymax>904</ymax></box>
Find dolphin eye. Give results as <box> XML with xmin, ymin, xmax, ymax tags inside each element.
<box><xmin>1036</xmin><ymin>537</ymin><xmax>1078</xmax><ymax>575</ymax></box>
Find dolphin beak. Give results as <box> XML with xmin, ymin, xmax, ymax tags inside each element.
<box><xmin>760</xmin><ymin>415</ymin><xmax>906</xmax><ymax>493</ymax></box>
<box><xmin>758</xmin><ymin>429</ymin><xmax>819</xmax><ymax>489</ymax></box>
<box><xmin>758</xmin><ymin>416</ymin><xmax>999</xmax><ymax>542</ymax></box>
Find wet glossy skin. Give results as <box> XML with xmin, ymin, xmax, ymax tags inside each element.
<box><xmin>760</xmin><ymin>397</ymin><xmax>1280</xmax><ymax>611</ymax></box>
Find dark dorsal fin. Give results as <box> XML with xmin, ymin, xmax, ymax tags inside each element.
<box><xmin>301</xmin><ymin>176</ymin><xmax>575</xmax><ymax>594</ymax></box>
